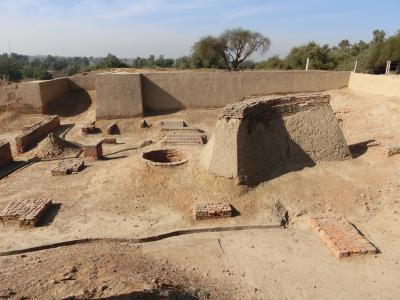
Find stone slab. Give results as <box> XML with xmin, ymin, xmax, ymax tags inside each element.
<box><xmin>310</xmin><ymin>216</ymin><xmax>378</xmax><ymax>259</ymax></box>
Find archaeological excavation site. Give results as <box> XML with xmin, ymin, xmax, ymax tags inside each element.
<box><xmin>1</xmin><ymin>69</ymin><xmax>400</xmax><ymax>299</ymax></box>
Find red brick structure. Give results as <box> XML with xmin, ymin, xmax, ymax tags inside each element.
<box><xmin>194</xmin><ymin>203</ymin><xmax>232</xmax><ymax>220</ymax></box>
<box><xmin>83</xmin><ymin>142</ymin><xmax>103</xmax><ymax>159</ymax></box>
<box><xmin>0</xmin><ymin>198</ymin><xmax>52</xmax><ymax>227</ymax></box>
<box><xmin>0</xmin><ymin>141</ymin><xmax>12</xmax><ymax>168</ymax></box>
<box><xmin>51</xmin><ymin>159</ymin><xmax>84</xmax><ymax>176</ymax></box>
<box><xmin>15</xmin><ymin>115</ymin><xmax>60</xmax><ymax>153</ymax></box>
<box><xmin>310</xmin><ymin>216</ymin><xmax>378</xmax><ymax>259</ymax></box>
<box><xmin>82</xmin><ymin>121</ymin><xmax>99</xmax><ymax>134</ymax></box>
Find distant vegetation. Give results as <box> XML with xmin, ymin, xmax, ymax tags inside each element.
<box><xmin>1</xmin><ymin>28</ymin><xmax>400</xmax><ymax>82</ymax></box>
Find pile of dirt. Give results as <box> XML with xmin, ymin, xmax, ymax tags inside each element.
<box><xmin>35</xmin><ymin>133</ymin><xmax>81</xmax><ymax>159</ymax></box>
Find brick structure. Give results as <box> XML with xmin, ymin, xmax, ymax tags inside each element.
<box><xmin>194</xmin><ymin>203</ymin><xmax>232</xmax><ymax>220</ymax></box>
<box><xmin>310</xmin><ymin>216</ymin><xmax>378</xmax><ymax>259</ymax></box>
<box><xmin>163</xmin><ymin>133</ymin><xmax>207</xmax><ymax>145</ymax></box>
<box><xmin>101</xmin><ymin>138</ymin><xmax>117</xmax><ymax>144</ymax></box>
<box><xmin>106</xmin><ymin>123</ymin><xmax>120</xmax><ymax>135</ymax></box>
<box><xmin>0</xmin><ymin>198</ymin><xmax>52</xmax><ymax>227</ymax></box>
<box><xmin>160</xmin><ymin>120</ymin><xmax>186</xmax><ymax>130</ymax></box>
<box><xmin>83</xmin><ymin>142</ymin><xmax>103</xmax><ymax>159</ymax></box>
<box><xmin>0</xmin><ymin>141</ymin><xmax>12</xmax><ymax>168</ymax></box>
<box><xmin>82</xmin><ymin>121</ymin><xmax>99</xmax><ymax>134</ymax></box>
<box><xmin>15</xmin><ymin>115</ymin><xmax>60</xmax><ymax>153</ymax></box>
<box><xmin>51</xmin><ymin>159</ymin><xmax>84</xmax><ymax>176</ymax></box>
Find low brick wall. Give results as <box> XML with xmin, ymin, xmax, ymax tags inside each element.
<box><xmin>15</xmin><ymin>115</ymin><xmax>60</xmax><ymax>153</ymax></box>
<box><xmin>0</xmin><ymin>141</ymin><xmax>12</xmax><ymax>168</ymax></box>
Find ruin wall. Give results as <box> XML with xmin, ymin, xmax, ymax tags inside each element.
<box><xmin>0</xmin><ymin>141</ymin><xmax>12</xmax><ymax>168</ymax></box>
<box><xmin>349</xmin><ymin>73</ymin><xmax>400</xmax><ymax>97</ymax></box>
<box><xmin>15</xmin><ymin>115</ymin><xmax>60</xmax><ymax>153</ymax></box>
<box><xmin>142</xmin><ymin>70</ymin><xmax>351</xmax><ymax>111</ymax></box>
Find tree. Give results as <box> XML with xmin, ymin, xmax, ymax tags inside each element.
<box><xmin>0</xmin><ymin>54</ymin><xmax>22</xmax><ymax>80</ymax></box>
<box><xmin>372</xmin><ymin>29</ymin><xmax>386</xmax><ymax>43</ymax></box>
<box><xmin>338</xmin><ymin>39</ymin><xmax>350</xmax><ymax>49</ymax></box>
<box><xmin>97</xmin><ymin>53</ymin><xmax>127</xmax><ymax>69</ymax></box>
<box><xmin>192</xmin><ymin>28</ymin><xmax>271</xmax><ymax>71</ymax></box>
<box><xmin>192</xmin><ymin>36</ymin><xmax>225</xmax><ymax>68</ymax></box>
<box><xmin>256</xmin><ymin>55</ymin><xmax>285</xmax><ymax>70</ymax></box>
<box><xmin>220</xmin><ymin>28</ymin><xmax>270</xmax><ymax>70</ymax></box>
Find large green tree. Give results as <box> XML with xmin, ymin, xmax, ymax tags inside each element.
<box><xmin>192</xmin><ymin>28</ymin><xmax>270</xmax><ymax>71</ymax></box>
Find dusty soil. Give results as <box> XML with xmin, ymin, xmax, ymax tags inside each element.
<box><xmin>0</xmin><ymin>88</ymin><xmax>400</xmax><ymax>299</ymax></box>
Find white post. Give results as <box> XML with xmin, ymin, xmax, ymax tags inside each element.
<box><xmin>385</xmin><ymin>61</ymin><xmax>391</xmax><ymax>75</ymax></box>
<box><xmin>353</xmin><ymin>60</ymin><xmax>358</xmax><ymax>72</ymax></box>
<box><xmin>305</xmin><ymin>58</ymin><xmax>310</xmax><ymax>71</ymax></box>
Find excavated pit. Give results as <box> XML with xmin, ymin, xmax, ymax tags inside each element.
<box><xmin>142</xmin><ymin>149</ymin><xmax>187</xmax><ymax>166</ymax></box>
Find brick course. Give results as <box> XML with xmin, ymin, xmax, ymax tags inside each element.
<box><xmin>194</xmin><ymin>203</ymin><xmax>232</xmax><ymax>220</ymax></box>
<box><xmin>51</xmin><ymin>159</ymin><xmax>84</xmax><ymax>176</ymax></box>
<box><xmin>0</xmin><ymin>198</ymin><xmax>52</xmax><ymax>227</ymax></box>
<box><xmin>15</xmin><ymin>115</ymin><xmax>60</xmax><ymax>153</ymax></box>
<box><xmin>83</xmin><ymin>142</ymin><xmax>103</xmax><ymax>159</ymax></box>
<box><xmin>310</xmin><ymin>216</ymin><xmax>378</xmax><ymax>259</ymax></box>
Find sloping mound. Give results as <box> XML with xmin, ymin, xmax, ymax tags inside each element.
<box><xmin>201</xmin><ymin>94</ymin><xmax>350</xmax><ymax>184</ymax></box>
<box><xmin>36</xmin><ymin>133</ymin><xmax>81</xmax><ymax>159</ymax></box>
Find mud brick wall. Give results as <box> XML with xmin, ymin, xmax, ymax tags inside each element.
<box><xmin>0</xmin><ymin>141</ymin><xmax>12</xmax><ymax>168</ymax></box>
<box><xmin>15</xmin><ymin>115</ymin><xmax>60</xmax><ymax>153</ymax></box>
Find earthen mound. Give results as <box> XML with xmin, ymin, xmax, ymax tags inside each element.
<box><xmin>201</xmin><ymin>94</ymin><xmax>350</xmax><ymax>184</ymax></box>
<box><xmin>35</xmin><ymin>133</ymin><xmax>81</xmax><ymax>159</ymax></box>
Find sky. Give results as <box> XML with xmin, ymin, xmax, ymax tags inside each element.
<box><xmin>0</xmin><ymin>0</ymin><xmax>399</xmax><ymax>60</ymax></box>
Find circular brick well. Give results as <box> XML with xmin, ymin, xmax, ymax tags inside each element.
<box><xmin>142</xmin><ymin>149</ymin><xmax>187</xmax><ymax>166</ymax></box>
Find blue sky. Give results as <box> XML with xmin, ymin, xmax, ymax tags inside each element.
<box><xmin>0</xmin><ymin>0</ymin><xmax>399</xmax><ymax>60</ymax></box>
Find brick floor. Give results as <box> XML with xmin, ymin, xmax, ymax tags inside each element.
<box><xmin>194</xmin><ymin>203</ymin><xmax>232</xmax><ymax>220</ymax></box>
<box><xmin>310</xmin><ymin>216</ymin><xmax>378</xmax><ymax>259</ymax></box>
<box><xmin>51</xmin><ymin>159</ymin><xmax>84</xmax><ymax>176</ymax></box>
<box><xmin>0</xmin><ymin>198</ymin><xmax>52</xmax><ymax>227</ymax></box>
<box><xmin>162</xmin><ymin>133</ymin><xmax>206</xmax><ymax>145</ymax></box>
<box><xmin>160</xmin><ymin>120</ymin><xmax>186</xmax><ymax>130</ymax></box>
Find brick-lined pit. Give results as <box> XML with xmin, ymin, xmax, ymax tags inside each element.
<box><xmin>0</xmin><ymin>141</ymin><xmax>12</xmax><ymax>168</ymax></box>
<box><xmin>142</xmin><ymin>149</ymin><xmax>187</xmax><ymax>166</ymax></box>
<box><xmin>15</xmin><ymin>115</ymin><xmax>60</xmax><ymax>153</ymax></box>
<box><xmin>310</xmin><ymin>216</ymin><xmax>378</xmax><ymax>259</ymax></box>
<box><xmin>0</xmin><ymin>198</ymin><xmax>52</xmax><ymax>227</ymax></box>
<box><xmin>194</xmin><ymin>203</ymin><xmax>232</xmax><ymax>220</ymax></box>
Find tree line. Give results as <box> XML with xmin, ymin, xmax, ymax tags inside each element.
<box><xmin>1</xmin><ymin>28</ymin><xmax>399</xmax><ymax>81</ymax></box>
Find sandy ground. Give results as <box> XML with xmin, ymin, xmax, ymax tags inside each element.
<box><xmin>0</xmin><ymin>88</ymin><xmax>400</xmax><ymax>299</ymax></box>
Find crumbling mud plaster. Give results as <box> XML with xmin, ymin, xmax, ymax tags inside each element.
<box><xmin>201</xmin><ymin>94</ymin><xmax>350</xmax><ymax>184</ymax></box>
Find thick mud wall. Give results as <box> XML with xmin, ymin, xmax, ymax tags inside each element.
<box><xmin>349</xmin><ymin>73</ymin><xmax>400</xmax><ymax>97</ymax></box>
<box><xmin>142</xmin><ymin>71</ymin><xmax>351</xmax><ymax>111</ymax></box>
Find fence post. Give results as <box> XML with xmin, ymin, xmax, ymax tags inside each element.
<box><xmin>305</xmin><ymin>58</ymin><xmax>310</xmax><ymax>71</ymax></box>
<box><xmin>353</xmin><ymin>60</ymin><xmax>358</xmax><ymax>72</ymax></box>
<box><xmin>385</xmin><ymin>61</ymin><xmax>391</xmax><ymax>75</ymax></box>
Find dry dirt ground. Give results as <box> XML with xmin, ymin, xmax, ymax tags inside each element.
<box><xmin>0</xmin><ymin>88</ymin><xmax>400</xmax><ymax>299</ymax></box>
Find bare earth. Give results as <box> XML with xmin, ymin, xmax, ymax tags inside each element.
<box><xmin>0</xmin><ymin>88</ymin><xmax>400</xmax><ymax>299</ymax></box>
